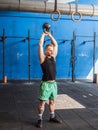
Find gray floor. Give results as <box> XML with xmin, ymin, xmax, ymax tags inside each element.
<box><xmin>0</xmin><ymin>79</ymin><xmax>98</xmax><ymax>130</ymax></box>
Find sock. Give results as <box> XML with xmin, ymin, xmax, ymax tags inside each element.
<box><xmin>50</xmin><ymin>112</ymin><xmax>55</xmax><ymax>118</ymax></box>
<box><xmin>38</xmin><ymin>107</ymin><xmax>44</xmax><ymax>120</ymax></box>
<box><xmin>38</xmin><ymin>113</ymin><xmax>43</xmax><ymax>120</ymax></box>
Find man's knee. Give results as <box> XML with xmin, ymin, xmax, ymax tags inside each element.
<box><xmin>39</xmin><ymin>101</ymin><xmax>45</xmax><ymax>108</ymax></box>
<box><xmin>49</xmin><ymin>100</ymin><xmax>54</xmax><ymax>105</ymax></box>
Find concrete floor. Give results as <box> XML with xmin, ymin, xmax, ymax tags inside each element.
<box><xmin>0</xmin><ymin>79</ymin><xmax>98</xmax><ymax>130</ymax></box>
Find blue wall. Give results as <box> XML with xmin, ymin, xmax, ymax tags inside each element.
<box><xmin>0</xmin><ymin>11</ymin><xmax>98</xmax><ymax>80</ymax></box>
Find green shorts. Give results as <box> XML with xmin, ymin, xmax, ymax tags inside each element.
<box><xmin>38</xmin><ymin>81</ymin><xmax>58</xmax><ymax>100</ymax></box>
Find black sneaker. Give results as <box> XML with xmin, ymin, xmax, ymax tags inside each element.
<box><xmin>49</xmin><ymin>117</ymin><xmax>62</xmax><ymax>124</ymax></box>
<box><xmin>37</xmin><ymin>119</ymin><xmax>43</xmax><ymax>128</ymax></box>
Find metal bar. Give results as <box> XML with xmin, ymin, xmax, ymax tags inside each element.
<box><xmin>93</xmin><ymin>32</ymin><xmax>96</xmax><ymax>83</ymax></box>
<box><xmin>0</xmin><ymin>35</ymin><xmax>72</xmax><ymax>41</ymax></box>
<box><xmin>76</xmin><ymin>35</ymin><xmax>94</xmax><ymax>38</ymax></box>
<box><xmin>6</xmin><ymin>36</ymin><xmax>27</xmax><ymax>39</ymax></box>
<box><xmin>75</xmin><ymin>0</ymin><xmax>78</xmax><ymax>12</ymax></box>
<box><xmin>54</xmin><ymin>0</ymin><xmax>57</xmax><ymax>11</ymax></box>
<box><xmin>27</xmin><ymin>29</ymin><xmax>31</xmax><ymax>82</ymax></box>
<box><xmin>2</xmin><ymin>29</ymin><xmax>5</xmax><ymax>80</ymax></box>
<box><xmin>71</xmin><ymin>31</ymin><xmax>76</xmax><ymax>82</ymax></box>
<box><xmin>0</xmin><ymin>2</ymin><xmax>98</xmax><ymax>17</ymax></box>
<box><xmin>0</xmin><ymin>35</ymin><xmax>40</xmax><ymax>40</ymax></box>
<box><xmin>0</xmin><ymin>36</ymin><xmax>27</xmax><ymax>39</ymax></box>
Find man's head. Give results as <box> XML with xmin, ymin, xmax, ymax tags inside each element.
<box><xmin>45</xmin><ymin>44</ymin><xmax>54</xmax><ymax>57</ymax></box>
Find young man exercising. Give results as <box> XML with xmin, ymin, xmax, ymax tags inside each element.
<box><xmin>37</xmin><ymin>31</ymin><xmax>62</xmax><ymax>128</ymax></box>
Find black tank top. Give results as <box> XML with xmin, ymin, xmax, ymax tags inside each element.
<box><xmin>41</xmin><ymin>56</ymin><xmax>56</xmax><ymax>81</ymax></box>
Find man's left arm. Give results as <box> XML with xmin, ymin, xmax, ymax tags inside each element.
<box><xmin>48</xmin><ymin>33</ymin><xmax>58</xmax><ymax>57</ymax></box>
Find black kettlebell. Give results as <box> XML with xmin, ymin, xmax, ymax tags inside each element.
<box><xmin>42</xmin><ymin>23</ymin><xmax>51</xmax><ymax>33</ymax></box>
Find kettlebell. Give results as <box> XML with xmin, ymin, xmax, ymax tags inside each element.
<box><xmin>42</xmin><ymin>23</ymin><xmax>51</xmax><ymax>33</ymax></box>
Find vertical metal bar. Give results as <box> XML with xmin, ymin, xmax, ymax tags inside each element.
<box><xmin>71</xmin><ymin>40</ymin><xmax>75</xmax><ymax>82</ymax></box>
<box><xmin>93</xmin><ymin>32</ymin><xmax>96</xmax><ymax>83</ymax></box>
<box><xmin>75</xmin><ymin>0</ymin><xmax>78</xmax><ymax>12</ymax></box>
<box><xmin>71</xmin><ymin>31</ymin><xmax>76</xmax><ymax>82</ymax></box>
<box><xmin>2</xmin><ymin>29</ymin><xmax>5</xmax><ymax>80</ymax></box>
<box><xmin>54</xmin><ymin>0</ymin><xmax>57</xmax><ymax>11</ymax></box>
<box><xmin>19</xmin><ymin>0</ymin><xmax>21</xmax><ymax>10</ymax></box>
<box><xmin>28</xmin><ymin>29</ymin><xmax>31</xmax><ymax>82</ymax></box>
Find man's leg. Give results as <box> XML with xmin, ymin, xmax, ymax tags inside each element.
<box><xmin>49</xmin><ymin>99</ymin><xmax>62</xmax><ymax>123</ymax></box>
<box><xmin>37</xmin><ymin>100</ymin><xmax>45</xmax><ymax>128</ymax></box>
<box><xmin>49</xmin><ymin>99</ymin><xmax>55</xmax><ymax>118</ymax></box>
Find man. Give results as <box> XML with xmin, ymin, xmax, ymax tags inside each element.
<box><xmin>37</xmin><ymin>31</ymin><xmax>62</xmax><ymax>128</ymax></box>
